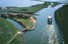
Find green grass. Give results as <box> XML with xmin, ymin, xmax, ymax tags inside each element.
<box><xmin>55</xmin><ymin>4</ymin><xmax>68</xmax><ymax>44</ymax></box>
<box><xmin>15</xmin><ymin>18</ymin><xmax>34</xmax><ymax>29</ymax></box>
<box><xmin>0</xmin><ymin>18</ymin><xmax>21</xmax><ymax>44</ymax></box>
<box><xmin>28</xmin><ymin>3</ymin><xmax>48</xmax><ymax>13</ymax></box>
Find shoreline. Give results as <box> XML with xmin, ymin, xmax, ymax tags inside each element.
<box><xmin>8</xmin><ymin>16</ymin><xmax>36</xmax><ymax>31</ymax></box>
<box><xmin>54</xmin><ymin>5</ymin><xmax>68</xmax><ymax>44</ymax></box>
<box><xmin>27</xmin><ymin>17</ymin><xmax>36</xmax><ymax>30</ymax></box>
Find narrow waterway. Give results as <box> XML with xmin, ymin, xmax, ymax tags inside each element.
<box><xmin>23</xmin><ymin>4</ymin><xmax>64</xmax><ymax>44</ymax></box>
<box><xmin>7</xmin><ymin>18</ymin><xmax>24</xmax><ymax>30</ymax></box>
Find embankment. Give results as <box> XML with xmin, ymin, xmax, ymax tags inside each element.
<box><xmin>0</xmin><ymin>18</ymin><xmax>21</xmax><ymax>44</ymax></box>
<box><xmin>55</xmin><ymin>4</ymin><xmax>68</xmax><ymax>44</ymax></box>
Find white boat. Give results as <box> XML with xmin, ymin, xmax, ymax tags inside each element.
<box><xmin>47</xmin><ymin>16</ymin><xmax>52</xmax><ymax>25</ymax></box>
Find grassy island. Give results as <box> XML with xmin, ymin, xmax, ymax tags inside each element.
<box><xmin>14</xmin><ymin>18</ymin><xmax>34</xmax><ymax>29</ymax></box>
<box><xmin>55</xmin><ymin>4</ymin><xmax>68</xmax><ymax>44</ymax></box>
<box><xmin>0</xmin><ymin>18</ymin><xmax>21</xmax><ymax>44</ymax></box>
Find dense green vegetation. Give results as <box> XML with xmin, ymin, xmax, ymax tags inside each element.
<box><xmin>55</xmin><ymin>4</ymin><xmax>68</xmax><ymax>44</ymax></box>
<box><xmin>0</xmin><ymin>18</ymin><xmax>21</xmax><ymax>44</ymax></box>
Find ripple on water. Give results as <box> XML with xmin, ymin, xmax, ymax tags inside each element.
<box><xmin>40</xmin><ymin>25</ymin><xmax>60</xmax><ymax>44</ymax></box>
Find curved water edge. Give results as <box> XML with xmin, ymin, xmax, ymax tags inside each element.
<box><xmin>27</xmin><ymin>22</ymin><xmax>36</xmax><ymax>31</ymax></box>
<box><xmin>7</xmin><ymin>17</ymin><xmax>37</xmax><ymax>31</ymax></box>
<box><xmin>27</xmin><ymin>17</ymin><xmax>37</xmax><ymax>31</ymax></box>
<box><xmin>7</xmin><ymin>18</ymin><xmax>24</xmax><ymax>30</ymax></box>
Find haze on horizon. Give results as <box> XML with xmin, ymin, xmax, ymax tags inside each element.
<box><xmin>0</xmin><ymin>0</ymin><xmax>44</xmax><ymax>7</ymax></box>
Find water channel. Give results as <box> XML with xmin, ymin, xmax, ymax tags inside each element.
<box><xmin>6</xmin><ymin>1</ymin><xmax>66</xmax><ymax>44</ymax></box>
<box><xmin>23</xmin><ymin>4</ymin><xmax>64</xmax><ymax>44</ymax></box>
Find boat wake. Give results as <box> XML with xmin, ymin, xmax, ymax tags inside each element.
<box><xmin>40</xmin><ymin>25</ymin><xmax>60</xmax><ymax>44</ymax></box>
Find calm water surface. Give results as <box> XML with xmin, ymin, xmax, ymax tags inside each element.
<box><xmin>23</xmin><ymin>4</ymin><xmax>64</xmax><ymax>44</ymax></box>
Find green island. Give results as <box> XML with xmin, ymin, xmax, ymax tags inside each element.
<box><xmin>11</xmin><ymin>15</ymin><xmax>36</xmax><ymax>30</ymax></box>
<box><xmin>55</xmin><ymin>4</ymin><xmax>68</xmax><ymax>44</ymax></box>
<box><xmin>15</xmin><ymin>18</ymin><xmax>34</xmax><ymax>29</ymax></box>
